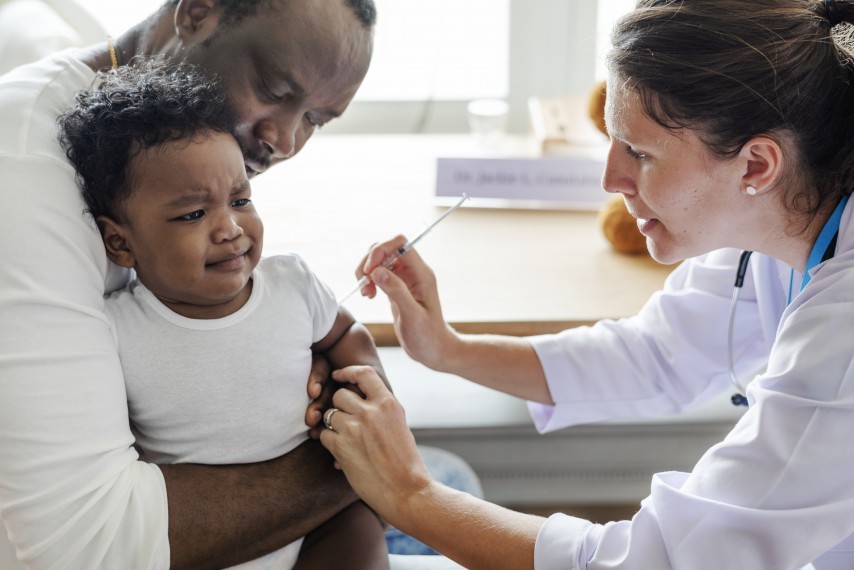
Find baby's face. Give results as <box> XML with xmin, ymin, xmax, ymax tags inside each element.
<box><xmin>120</xmin><ymin>131</ymin><xmax>263</xmax><ymax>319</ymax></box>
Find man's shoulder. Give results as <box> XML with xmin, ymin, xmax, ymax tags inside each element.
<box><xmin>0</xmin><ymin>50</ymin><xmax>94</xmax><ymax>157</ymax></box>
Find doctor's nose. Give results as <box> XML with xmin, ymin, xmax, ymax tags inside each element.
<box><xmin>602</xmin><ymin>139</ymin><xmax>636</xmax><ymax>197</ymax></box>
<box><xmin>255</xmin><ymin>112</ymin><xmax>300</xmax><ymax>161</ymax></box>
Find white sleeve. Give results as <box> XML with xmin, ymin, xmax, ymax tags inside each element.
<box><xmin>530</xmin><ymin>255</ymin><xmax>854</xmax><ymax>568</ymax></box>
<box><xmin>297</xmin><ymin>257</ymin><xmax>339</xmax><ymax>343</ymax></box>
<box><xmin>527</xmin><ymin>248</ymin><xmax>772</xmax><ymax>431</ymax></box>
<box><xmin>0</xmin><ymin>154</ymin><xmax>170</xmax><ymax>568</ymax></box>
<box><xmin>535</xmin><ymin>298</ymin><xmax>854</xmax><ymax>568</ymax></box>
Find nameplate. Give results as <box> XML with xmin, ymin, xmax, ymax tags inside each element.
<box><xmin>435</xmin><ymin>155</ymin><xmax>607</xmax><ymax>210</ymax></box>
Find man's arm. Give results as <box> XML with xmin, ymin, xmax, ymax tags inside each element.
<box><xmin>164</xmin><ymin>439</ymin><xmax>357</xmax><ymax>570</ymax></box>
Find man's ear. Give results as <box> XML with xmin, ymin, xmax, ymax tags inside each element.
<box><xmin>738</xmin><ymin>136</ymin><xmax>784</xmax><ymax>197</ymax></box>
<box><xmin>97</xmin><ymin>216</ymin><xmax>136</xmax><ymax>269</ymax></box>
<box><xmin>173</xmin><ymin>0</ymin><xmax>221</xmax><ymax>45</ymax></box>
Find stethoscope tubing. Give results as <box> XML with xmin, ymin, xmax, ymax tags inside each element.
<box><xmin>728</xmin><ymin>250</ymin><xmax>753</xmax><ymax>407</ymax></box>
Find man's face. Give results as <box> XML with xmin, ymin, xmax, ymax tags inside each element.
<box><xmin>180</xmin><ymin>0</ymin><xmax>373</xmax><ymax>178</ymax></box>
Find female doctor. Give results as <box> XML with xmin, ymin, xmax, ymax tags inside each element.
<box><xmin>319</xmin><ymin>1</ymin><xmax>854</xmax><ymax>568</ymax></box>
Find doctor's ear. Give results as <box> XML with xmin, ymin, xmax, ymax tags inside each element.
<box><xmin>97</xmin><ymin>216</ymin><xmax>136</xmax><ymax>269</ymax></box>
<box><xmin>173</xmin><ymin>0</ymin><xmax>221</xmax><ymax>44</ymax></box>
<box><xmin>738</xmin><ymin>136</ymin><xmax>784</xmax><ymax>197</ymax></box>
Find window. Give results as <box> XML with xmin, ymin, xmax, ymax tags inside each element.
<box><xmin>74</xmin><ymin>1</ymin><xmax>635</xmax><ymax>133</ymax></box>
<box><xmin>596</xmin><ymin>0</ymin><xmax>637</xmax><ymax>81</ymax></box>
<box><xmin>333</xmin><ymin>1</ymin><xmax>602</xmax><ymax>133</ymax></box>
<box><xmin>337</xmin><ymin>0</ymin><xmax>635</xmax><ymax>134</ymax></box>
<box><xmin>79</xmin><ymin>0</ymin><xmax>159</xmax><ymax>36</ymax></box>
<box><xmin>359</xmin><ymin>0</ymin><xmax>508</xmax><ymax>102</ymax></box>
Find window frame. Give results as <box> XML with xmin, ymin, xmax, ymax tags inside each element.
<box><xmin>326</xmin><ymin>0</ymin><xmax>599</xmax><ymax>134</ymax></box>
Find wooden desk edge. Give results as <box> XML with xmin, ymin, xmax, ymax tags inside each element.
<box><xmin>367</xmin><ymin>320</ymin><xmax>601</xmax><ymax>347</ymax></box>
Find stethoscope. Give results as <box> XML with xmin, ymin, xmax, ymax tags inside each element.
<box><xmin>727</xmin><ymin>194</ymin><xmax>850</xmax><ymax>406</ymax></box>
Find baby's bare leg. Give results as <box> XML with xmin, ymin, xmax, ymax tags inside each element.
<box><xmin>294</xmin><ymin>500</ymin><xmax>389</xmax><ymax>570</ymax></box>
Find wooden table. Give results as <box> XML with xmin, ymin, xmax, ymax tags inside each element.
<box><xmin>251</xmin><ymin>134</ymin><xmax>745</xmax><ymax>507</ymax></box>
<box><xmin>251</xmin><ymin>134</ymin><xmax>673</xmax><ymax>345</ymax></box>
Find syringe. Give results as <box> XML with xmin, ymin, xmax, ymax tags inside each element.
<box><xmin>338</xmin><ymin>193</ymin><xmax>470</xmax><ymax>304</ymax></box>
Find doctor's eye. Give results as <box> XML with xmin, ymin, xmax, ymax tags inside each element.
<box><xmin>624</xmin><ymin>145</ymin><xmax>647</xmax><ymax>160</ymax></box>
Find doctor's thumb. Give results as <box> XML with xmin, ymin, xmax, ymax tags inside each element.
<box><xmin>372</xmin><ymin>266</ymin><xmax>417</xmax><ymax>307</ymax></box>
<box><xmin>371</xmin><ymin>266</ymin><xmax>397</xmax><ymax>293</ymax></box>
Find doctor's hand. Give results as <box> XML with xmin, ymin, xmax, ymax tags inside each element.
<box><xmin>356</xmin><ymin>235</ymin><xmax>459</xmax><ymax>371</ymax></box>
<box><xmin>319</xmin><ymin>365</ymin><xmax>432</xmax><ymax>525</ymax></box>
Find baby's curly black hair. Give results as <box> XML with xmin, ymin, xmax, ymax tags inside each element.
<box><xmin>161</xmin><ymin>0</ymin><xmax>376</xmax><ymax>28</ymax></box>
<box><xmin>58</xmin><ymin>60</ymin><xmax>234</xmax><ymax>222</ymax></box>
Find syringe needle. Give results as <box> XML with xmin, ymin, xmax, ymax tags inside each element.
<box><xmin>338</xmin><ymin>194</ymin><xmax>469</xmax><ymax>304</ymax></box>
<box><xmin>338</xmin><ymin>276</ymin><xmax>371</xmax><ymax>304</ymax></box>
<box><xmin>400</xmin><ymin>193</ymin><xmax>469</xmax><ymax>253</ymax></box>
<box><xmin>338</xmin><ymin>253</ymin><xmax>399</xmax><ymax>304</ymax></box>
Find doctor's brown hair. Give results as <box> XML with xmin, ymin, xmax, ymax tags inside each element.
<box><xmin>609</xmin><ymin>0</ymin><xmax>854</xmax><ymax>219</ymax></box>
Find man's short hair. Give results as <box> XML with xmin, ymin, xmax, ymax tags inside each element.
<box><xmin>162</xmin><ymin>0</ymin><xmax>376</xmax><ymax>28</ymax></box>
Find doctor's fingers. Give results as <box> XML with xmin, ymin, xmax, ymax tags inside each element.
<box><xmin>353</xmin><ymin>236</ymin><xmax>411</xmax><ymax>300</ymax></box>
<box><xmin>374</xmin><ymin>250</ymin><xmax>442</xmax><ymax>314</ymax></box>
<box><xmin>363</xmin><ymin>234</ymin><xmax>410</xmax><ymax>275</ymax></box>
<box><xmin>329</xmin><ymin>395</ymin><xmax>410</xmax><ymax>473</ymax></box>
<box><xmin>371</xmin><ymin>265</ymin><xmax>433</xmax><ymax>322</ymax></box>
<box><xmin>331</xmin><ymin>369</ymin><xmax>408</xmax><ymax>437</ymax></box>
<box><xmin>353</xmin><ymin>241</ymin><xmax>376</xmax><ymax>281</ymax></box>
<box><xmin>362</xmin><ymin>235</ymin><xmax>417</xmax><ymax>275</ymax></box>
<box><xmin>350</xmin><ymin>243</ymin><xmax>378</xmax><ymax>299</ymax></box>
<box><xmin>324</xmin><ymin>389</ymin><xmax>406</xmax><ymax>458</ymax></box>
<box><xmin>351</xmin><ymin>237</ymin><xmax>399</xmax><ymax>289</ymax></box>
<box><xmin>332</xmin><ymin>365</ymin><xmax>396</xmax><ymax>406</ymax></box>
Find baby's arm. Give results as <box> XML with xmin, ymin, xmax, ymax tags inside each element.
<box><xmin>300</xmin><ymin>308</ymin><xmax>390</xmax><ymax>569</ymax></box>
<box><xmin>294</xmin><ymin>500</ymin><xmax>389</xmax><ymax>570</ymax></box>
<box><xmin>312</xmin><ymin>307</ymin><xmax>390</xmax><ymax>391</ymax></box>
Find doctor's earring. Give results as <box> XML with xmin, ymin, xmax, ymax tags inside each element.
<box><xmin>746</xmin><ymin>185</ymin><xmax>758</xmax><ymax>196</ymax></box>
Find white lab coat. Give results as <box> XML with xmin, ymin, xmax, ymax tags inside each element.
<box><xmin>527</xmin><ymin>200</ymin><xmax>854</xmax><ymax>569</ymax></box>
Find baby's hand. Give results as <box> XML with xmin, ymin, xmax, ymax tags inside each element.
<box><xmin>305</xmin><ymin>354</ymin><xmax>332</xmax><ymax>438</ymax></box>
